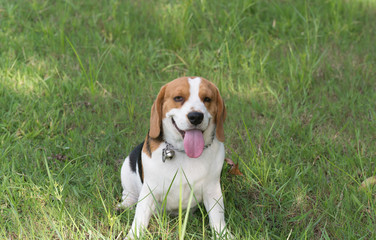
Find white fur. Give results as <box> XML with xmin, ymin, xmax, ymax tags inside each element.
<box><xmin>119</xmin><ymin>77</ymin><xmax>231</xmax><ymax>239</ymax></box>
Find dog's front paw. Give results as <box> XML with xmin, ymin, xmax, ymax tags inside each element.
<box><xmin>214</xmin><ymin>229</ymin><xmax>234</xmax><ymax>240</ymax></box>
<box><xmin>117</xmin><ymin>198</ymin><xmax>137</xmax><ymax>211</ymax></box>
<box><xmin>116</xmin><ymin>202</ymin><xmax>134</xmax><ymax>211</ymax></box>
<box><xmin>125</xmin><ymin>227</ymin><xmax>143</xmax><ymax>240</ymax></box>
<box><xmin>124</xmin><ymin>231</ymin><xmax>135</xmax><ymax>240</ymax></box>
<box><xmin>124</xmin><ymin>233</ymin><xmax>134</xmax><ymax>240</ymax></box>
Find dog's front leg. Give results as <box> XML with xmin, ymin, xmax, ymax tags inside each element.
<box><xmin>126</xmin><ymin>186</ymin><xmax>156</xmax><ymax>239</ymax></box>
<box><xmin>203</xmin><ymin>183</ymin><xmax>232</xmax><ymax>239</ymax></box>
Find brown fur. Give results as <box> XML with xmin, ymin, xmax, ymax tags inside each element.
<box><xmin>149</xmin><ymin>77</ymin><xmax>190</xmax><ymax>139</ymax></box>
<box><xmin>161</xmin><ymin>77</ymin><xmax>191</xmax><ymax>119</ymax></box>
<box><xmin>149</xmin><ymin>84</ymin><xmax>166</xmax><ymax>139</ymax></box>
<box><xmin>142</xmin><ymin>133</ymin><xmax>163</xmax><ymax>158</ymax></box>
<box><xmin>199</xmin><ymin>78</ymin><xmax>226</xmax><ymax>142</ymax></box>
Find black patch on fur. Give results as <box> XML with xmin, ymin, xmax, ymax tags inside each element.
<box><xmin>129</xmin><ymin>141</ymin><xmax>144</xmax><ymax>183</ymax></box>
<box><xmin>145</xmin><ymin>134</ymin><xmax>152</xmax><ymax>157</ymax></box>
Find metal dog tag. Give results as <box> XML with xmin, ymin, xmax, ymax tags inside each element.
<box><xmin>162</xmin><ymin>147</ymin><xmax>175</xmax><ymax>162</ymax></box>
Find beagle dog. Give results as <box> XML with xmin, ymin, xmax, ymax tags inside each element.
<box><xmin>119</xmin><ymin>77</ymin><xmax>231</xmax><ymax>239</ymax></box>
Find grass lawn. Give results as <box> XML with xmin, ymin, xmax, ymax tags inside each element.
<box><xmin>1</xmin><ymin>0</ymin><xmax>376</xmax><ymax>239</ymax></box>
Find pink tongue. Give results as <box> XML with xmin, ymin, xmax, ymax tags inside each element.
<box><xmin>183</xmin><ymin>129</ymin><xmax>204</xmax><ymax>158</ymax></box>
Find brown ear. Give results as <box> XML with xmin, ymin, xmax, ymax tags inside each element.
<box><xmin>149</xmin><ymin>85</ymin><xmax>166</xmax><ymax>138</ymax></box>
<box><xmin>215</xmin><ymin>88</ymin><xmax>226</xmax><ymax>142</ymax></box>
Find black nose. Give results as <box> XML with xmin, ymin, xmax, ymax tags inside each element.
<box><xmin>187</xmin><ymin>112</ymin><xmax>204</xmax><ymax>125</ymax></box>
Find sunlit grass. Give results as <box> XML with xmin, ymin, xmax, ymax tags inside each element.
<box><xmin>0</xmin><ymin>57</ymin><xmax>53</xmax><ymax>95</ymax></box>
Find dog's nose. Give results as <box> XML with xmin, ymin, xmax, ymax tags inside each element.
<box><xmin>187</xmin><ymin>112</ymin><xmax>204</xmax><ymax>125</ymax></box>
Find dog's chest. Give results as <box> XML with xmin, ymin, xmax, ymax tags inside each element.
<box><xmin>143</xmin><ymin>141</ymin><xmax>224</xmax><ymax>211</ymax></box>
<box><xmin>164</xmin><ymin>167</ymin><xmax>205</xmax><ymax>210</ymax></box>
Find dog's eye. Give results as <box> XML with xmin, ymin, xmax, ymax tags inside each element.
<box><xmin>203</xmin><ymin>97</ymin><xmax>211</xmax><ymax>103</ymax></box>
<box><xmin>174</xmin><ymin>96</ymin><xmax>184</xmax><ymax>102</ymax></box>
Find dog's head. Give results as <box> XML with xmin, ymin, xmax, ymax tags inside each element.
<box><xmin>149</xmin><ymin>77</ymin><xmax>226</xmax><ymax>158</ymax></box>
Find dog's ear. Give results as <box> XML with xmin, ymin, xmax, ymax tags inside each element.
<box><xmin>215</xmin><ymin>88</ymin><xmax>226</xmax><ymax>142</ymax></box>
<box><xmin>149</xmin><ymin>85</ymin><xmax>166</xmax><ymax>139</ymax></box>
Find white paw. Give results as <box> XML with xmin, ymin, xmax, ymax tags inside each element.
<box><xmin>124</xmin><ymin>229</ymin><xmax>141</xmax><ymax>240</ymax></box>
<box><xmin>215</xmin><ymin>229</ymin><xmax>234</xmax><ymax>239</ymax></box>
<box><xmin>116</xmin><ymin>202</ymin><xmax>134</xmax><ymax>210</ymax></box>
<box><xmin>117</xmin><ymin>197</ymin><xmax>137</xmax><ymax>210</ymax></box>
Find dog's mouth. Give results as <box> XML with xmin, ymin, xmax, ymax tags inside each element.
<box><xmin>171</xmin><ymin>118</ymin><xmax>204</xmax><ymax>158</ymax></box>
<box><xmin>172</xmin><ymin>118</ymin><xmax>186</xmax><ymax>138</ymax></box>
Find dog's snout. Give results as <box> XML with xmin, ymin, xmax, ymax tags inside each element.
<box><xmin>187</xmin><ymin>112</ymin><xmax>204</xmax><ymax>125</ymax></box>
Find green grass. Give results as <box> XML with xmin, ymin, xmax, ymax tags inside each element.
<box><xmin>1</xmin><ymin>0</ymin><xmax>376</xmax><ymax>239</ymax></box>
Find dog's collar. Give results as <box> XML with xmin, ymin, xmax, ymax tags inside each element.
<box><xmin>162</xmin><ymin>132</ymin><xmax>215</xmax><ymax>162</ymax></box>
